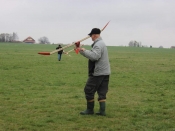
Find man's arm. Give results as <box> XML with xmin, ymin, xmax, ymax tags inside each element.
<box><xmin>79</xmin><ymin>45</ymin><xmax>101</xmax><ymax>61</ymax></box>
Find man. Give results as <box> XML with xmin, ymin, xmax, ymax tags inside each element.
<box><xmin>56</xmin><ymin>45</ymin><xmax>66</xmax><ymax>61</ymax></box>
<box><xmin>79</xmin><ymin>28</ymin><xmax>111</xmax><ymax>116</ymax></box>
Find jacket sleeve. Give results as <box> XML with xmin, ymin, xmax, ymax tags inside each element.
<box><xmin>80</xmin><ymin>45</ymin><xmax>102</xmax><ymax>61</ymax></box>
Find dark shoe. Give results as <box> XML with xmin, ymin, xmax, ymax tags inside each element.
<box><xmin>96</xmin><ymin>102</ymin><xmax>106</xmax><ymax>116</ymax></box>
<box><xmin>80</xmin><ymin>101</ymin><xmax>94</xmax><ymax>115</ymax></box>
<box><xmin>80</xmin><ymin>109</ymin><xmax>94</xmax><ymax>115</ymax></box>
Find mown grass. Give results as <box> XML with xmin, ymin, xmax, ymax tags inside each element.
<box><xmin>0</xmin><ymin>43</ymin><xmax>175</xmax><ymax>131</ymax></box>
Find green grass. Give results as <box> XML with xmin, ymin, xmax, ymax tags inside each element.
<box><xmin>0</xmin><ymin>43</ymin><xmax>175</xmax><ymax>131</ymax></box>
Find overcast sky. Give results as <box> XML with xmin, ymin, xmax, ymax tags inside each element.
<box><xmin>1</xmin><ymin>0</ymin><xmax>175</xmax><ymax>48</ymax></box>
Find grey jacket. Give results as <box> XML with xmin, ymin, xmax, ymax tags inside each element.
<box><xmin>80</xmin><ymin>37</ymin><xmax>111</xmax><ymax>76</ymax></box>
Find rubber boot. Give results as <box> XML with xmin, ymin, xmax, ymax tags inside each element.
<box><xmin>80</xmin><ymin>101</ymin><xmax>94</xmax><ymax>115</ymax></box>
<box><xmin>96</xmin><ymin>102</ymin><xmax>106</xmax><ymax>116</ymax></box>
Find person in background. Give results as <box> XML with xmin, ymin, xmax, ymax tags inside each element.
<box><xmin>56</xmin><ymin>45</ymin><xmax>67</xmax><ymax>61</ymax></box>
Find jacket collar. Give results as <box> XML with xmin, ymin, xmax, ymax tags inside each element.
<box><xmin>91</xmin><ymin>37</ymin><xmax>102</xmax><ymax>47</ymax></box>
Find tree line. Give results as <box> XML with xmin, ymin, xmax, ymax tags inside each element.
<box><xmin>0</xmin><ymin>32</ymin><xmax>51</xmax><ymax>44</ymax></box>
<box><xmin>0</xmin><ymin>32</ymin><xmax>19</xmax><ymax>42</ymax></box>
<box><xmin>128</xmin><ymin>40</ymin><xmax>165</xmax><ymax>48</ymax></box>
<box><xmin>128</xmin><ymin>40</ymin><xmax>142</xmax><ymax>47</ymax></box>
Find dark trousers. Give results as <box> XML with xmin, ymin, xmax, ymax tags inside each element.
<box><xmin>84</xmin><ymin>75</ymin><xmax>109</xmax><ymax>101</ymax></box>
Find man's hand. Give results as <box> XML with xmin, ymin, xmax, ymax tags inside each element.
<box><xmin>80</xmin><ymin>48</ymin><xmax>86</xmax><ymax>51</ymax></box>
<box><xmin>75</xmin><ymin>41</ymin><xmax>80</xmax><ymax>48</ymax></box>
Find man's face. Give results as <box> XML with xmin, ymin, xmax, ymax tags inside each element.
<box><xmin>90</xmin><ymin>34</ymin><xmax>96</xmax><ymax>41</ymax></box>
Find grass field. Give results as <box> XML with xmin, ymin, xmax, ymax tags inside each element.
<box><xmin>0</xmin><ymin>43</ymin><xmax>175</xmax><ymax>131</ymax></box>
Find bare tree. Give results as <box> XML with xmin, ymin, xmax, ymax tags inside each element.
<box><xmin>128</xmin><ymin>40</ymin><xmax>141</xmax><ymax>47</ymax></box>
<box><xmin>5</xmin><ymin>33</ymin><xmax>14</xmax><ymax>42</ymax></box>
<box><xmin>0</xmin><ymin>33</ymin><xmax>5</xmax><ymax>42</ymax></box>
<box><xmin>12</xmin><ymin>32</ymin><xmax>19</xmax><ymax>41</ymax></box>
<box><xmin>38</xmin><ymin>36</ymin><xmax>50</xmax><ymax>44</ymax></box>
